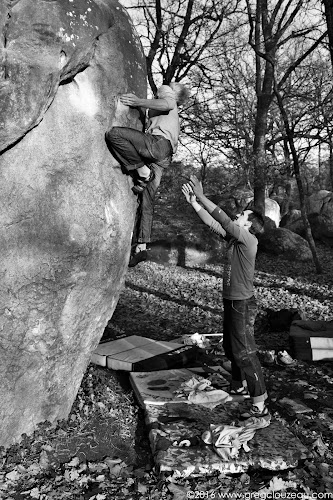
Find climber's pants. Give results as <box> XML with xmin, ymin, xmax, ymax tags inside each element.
<box><xmin>223</xmin><ymin>296</ymin><xmax>267</xmax><ymax>403</ymax></box>
<box><xmin>105</xmin><ymin>126</ymin><xmax>172</xmax><ymax>171</ymax></box>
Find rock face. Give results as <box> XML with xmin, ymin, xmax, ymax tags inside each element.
<box><xmin>258</xmin><ymin>228</ymin><xmax>312</xmax><ymax>261</ymax></box>
<box><xmin>307</xmin><ymin>190</ymin><xmax>332</xmax><ymax>215</ymax></box>
<box><xmin>265</xmin><ymin>198</ymin><xmax>280</xmax><ymax>227</ymax></box>
<box><xmin>280</xmin><ymin>209</ymin><xmax>304</xmax><ymax>235</ymax></box>
<box><xmin>0</xmin><ymin>0</ymin><xmax>146</xmax><ymax>447</ymax></box>
<box><xmin>281</xmin><ymin>192</ymin><xmax>333</xmax><ymax>246</ymax></box>
<box><xmin>307</xmin><ymin>191</ymin><xmax>333</xmax><ymax>245</ymax></box>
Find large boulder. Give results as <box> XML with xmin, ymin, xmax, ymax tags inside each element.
<box><xmin>265</xmin><ymin>198</ymin><xmax>281</xmax><ymax>227</ymax></box>
<box><xmin>307</xmin><ymin>190</ymin><xmax>333</xmax><ymax>245</ymax></box>
<box><xmin>0</xmin><ymin>0</ymin><xmax>146</xmax><ymax>447</ymax></box>
<box><xmin>280</xmin><ymin>209</ymin><xmax>304</xmax><ymax>235</ymax></box>
<box><xmin>281</xmin><ymin>192</ymin><xmax>333</xmax><ymax>245</ymax></box>
<box><xmin>269</xmin><ymin>178</ymin><xmax>299</xmax><ymax>216</ymax></box>
<box><xmin>307</xmin><ymin>190</ymin><xmax>332</xmax><ymax>215</ymax></box>
<box><xmin>258</xmin><ymin>228</ymin><xmax>312</xmax><ymax>261</ymax></box>
<box><xmin>309</xmin><ymin>214</ymin><xmax>333</xmax><ymax>246</ymax></box>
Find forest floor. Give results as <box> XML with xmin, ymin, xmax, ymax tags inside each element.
<box><xmin>1</xmin><ymin>189</ymin><xmax>333</xmax><ymax>499</ymax></box>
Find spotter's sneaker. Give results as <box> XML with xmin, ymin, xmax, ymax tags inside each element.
<box><xmin>261</xmin><ymin>350</ymin><xmax>276</xmax><ymax>366</ymax></box>
<box><xmin>276</xmin><ymin>350</ymin><xmax>296</xmax><ymax>366</ymax></box>
<box><xmin>240</xmin><ymin>404</ymin><xmax>270</xmax><ymax>421</ymax></box>
<box><xmin>229</xmin><ymin>386</ymin><xmax>250</xmax><ymax>398</ymax></box>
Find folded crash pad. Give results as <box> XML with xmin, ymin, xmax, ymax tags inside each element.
<box><xmin>289</xmin><ymin>320</ymin><xmax>333</xmax><ymax>361</ymax></box>
<box><xmin>92</xmin><ymin>335</ymin><xmax>197</xmax><ymax>371</ymax></box>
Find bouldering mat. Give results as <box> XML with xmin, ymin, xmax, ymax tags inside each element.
<box><xmin>91</xmin><ymin>335</ymin><xmax>197</xmax><ymax>371</ymax></box>
<box><xmin>130</xmin><ymin>369</ymin><xmax>192</xmax><ymax>406</ymax></box>
<box><xmin>187</xmin><ymin>365</ymin><xmax>230</xmax><ymax>388</ymax></box>
<box><xmin>129</xmin><ymin>368</ymin><xmax>232</xmax><ymax>407</ymax></box>
<box><xmin>143</xmin><ymin>403</ymin><xmax>310</xmax><ymax>477</ymax></box>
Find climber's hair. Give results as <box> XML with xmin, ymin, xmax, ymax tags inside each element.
<box><xmin>169</xmin><ymin>82</ymin><xmax>190</xmax><ymax>106</ymax></box>
<box><xmin>247</xmin><ymin>207</ymin><xmax>265</xmax><ymax>235</ymax></box>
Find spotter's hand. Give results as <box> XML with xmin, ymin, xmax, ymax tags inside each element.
<box><xmin>182</xmin><ymin>183</ymin><xmax>196</xmax><ymax>204</ymax></box>
<box><xmin>189</xmin><ymin>175</ymin><xmax>204</xmax><ymax>198</ymax></box>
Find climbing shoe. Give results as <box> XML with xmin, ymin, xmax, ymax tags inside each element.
<box><xmin>128</xmin><ymin>250</ymin><xmax>147</xmax><ymax>267</ymax></box>
<box><xmin>132</xmin><ymin>171</ymin><xmax>155</xmax><ymax>194</ymax></box>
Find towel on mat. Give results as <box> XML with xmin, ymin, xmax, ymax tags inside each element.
<box><xmin>173</xmin><ymin>376</ymin><xmax>231</xmax><ymax>408</ymax></box>
<box><xmin>202</xmin><ymin>416</ymin><xmax>270</xmax><ymax>460</ymax></box>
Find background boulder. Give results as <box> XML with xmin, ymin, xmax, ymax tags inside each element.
<box><xmin>264</xmin><ymin>198</ymin><xmax>281</xmax><ymax>227</ymax></box>
<box><xmin>309</xmin><ymin>214</ymin><xmax>333</xmax><ymax>246</ymax></box>
<box><xmin>307</xmin><ymin>191</ymin><xmax>333</xmax><ymax>246</ymax></box>
<box><xmin>280</xmin><ymin>191</ymin><xmax>333</xmax><ymax>246</ymax></box>
<box><xmin>258</xmin><ymin>228</ymin><xmax>312</xmax><ymax>261</ymax></box>
<box><xmin>0</xmin><ymin>0</ymin><xmax>146</xmax><ymax>447</ymax></box>
<box><xmin>307</xmin><ymin>190</ymin><xmax>332</xmax><ymax>215</ymax></box>
<box><xmin>280</xmin><ymin>209</ymin><xmax>304</xmax><ymax>235</ymax></box>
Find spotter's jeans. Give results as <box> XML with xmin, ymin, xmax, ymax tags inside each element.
<box><xmin>223</xmin><ymin>296</ymin><xmax>267</xmax><ymax>404</ymax></box>
<box><xmin>105</xmin><ymin>126</ymin><xmax>172</xmax><ymax>243</ymax></box>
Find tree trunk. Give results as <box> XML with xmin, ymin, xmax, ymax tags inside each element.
<box><xmin>323</xmin><ymin>0</ymin><xmax>333</xmax><ymax>190</ymax></box>
<box><xmin>323</xmin><ymin>0</ymin><xmax>333</xmax><ymax>68</ymax></box>
<box><xmin>274</xmin><ymin>86</ymin><xmax>322</xmax><ymax>273</ymax></box>
<box><xmin>294</xmin><ymin>166</ymin><xmax>322</xmax><ymax>273</ymax></box>
<box><xmin>329</xmin><ymin>138</ymin><xmax>333</xmax><ymax>190</ymax></box>
<box><xmin>253</xmin><ymin>70</ymin><xmax>274</xmax><ymax>213</ymax></box>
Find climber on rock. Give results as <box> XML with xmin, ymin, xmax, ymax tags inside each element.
<box><xmin>106</xmin><ymin>82</ymin><xmax>189</xmax><ymax>267</ymax></box>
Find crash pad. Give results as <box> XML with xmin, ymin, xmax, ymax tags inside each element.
<box><xmin>144</xmin><ymin>403</ymin><xmax>310</xmax><ymax>477</ymax></box>
<box><xmin>130</xmin><ymin>368</ymin><xmax>231</xmax><ymax>407</ymax></box>
<box><xmin>130</xmin><ymin>368</ymin><xmax>310</xmax><ymax>477</ymax></box>
<box><xmin>91</xmin><ymin>336</ymin><xmax>197</xmax><ymax>371</ymax></box>
<box><xmin>290</xmin><ymin>320</ymin><xmax>333</xmax><ymax>361</ymax></box>
<box><xmin>130</xmin><ymin>368</ymin><xmax>194</xmax><ymax>406</ymax></box>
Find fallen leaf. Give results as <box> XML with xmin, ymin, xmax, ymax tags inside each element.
<box><xmin>312</xmin><ymin>436</ymin><xmax>329</xmax><ymax>456</ymax></box>
<box><xmin>64</xmin><ymin>469</ymin><xmax>80</xmax><ymax>481</ymax></box>
<box><xmin>67</xmin><ymin>456</ymin><xmax>80</xmax><ymax>467</ymax></box>
<box><xmin>108</xmin><ymin>464</ymin><xmax>123</xmax><ymax>477</ymax></box>
<box><xmin>39</xmin><ymin>450</ymin><xmax>49</xmax><ymax>469</ymax></box>
<box><xmin>259</xmin><ymin>476</ymin><xmax>297</xmax><ymax>493</ymax></box>
<box><xmin>5</xmin><ymin>469</ymin><xmax>21</xmax><ymax>482</ymax></box>
<box><xmin>168</xmin><ymin>482</ymin><xmax>188</xmax><ymax>499</ymax></box>
<box><xmin>96</xmin><ymin>474</ymin><xmax>105</xmax><ymax>482</ymax></box>
<box><xmin>29</xmin><ymin>487</ymin><xmax>40</xmax><ymax>499</ymax></box>
<box><xmin>137</xmin><ymin>482</ymin><xmax>148</xmax><ymax>494</ymax></box>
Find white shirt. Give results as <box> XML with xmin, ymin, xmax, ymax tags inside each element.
<box><xmin>146</xmin><ymin>85</ymin><xmax>179</xmax><ymax>153</ymax></box>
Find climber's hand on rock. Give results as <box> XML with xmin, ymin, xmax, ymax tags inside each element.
<box><xmin>119</xmin><ymin>93</ymin><xmax>141</xmax><ymax>107</ymax></box>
